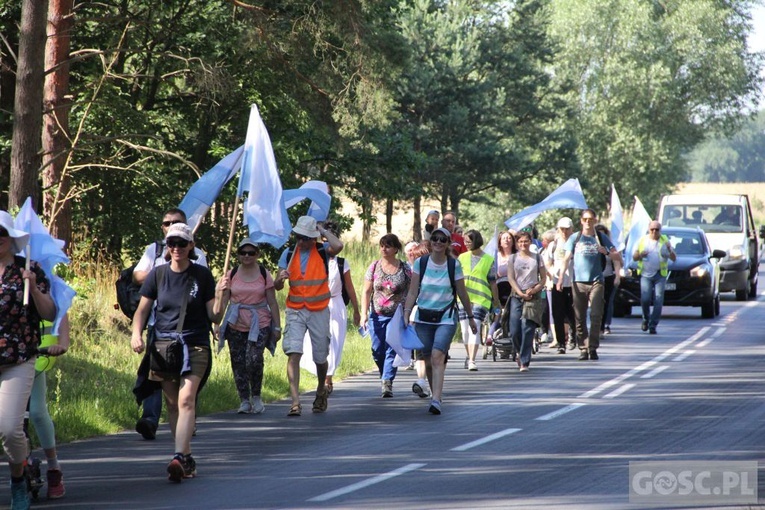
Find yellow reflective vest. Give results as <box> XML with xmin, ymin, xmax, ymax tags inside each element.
<box><xmin>458</xmin><ymin>252</ymin><xmax>494</xmax><ymax>309</ymax></box>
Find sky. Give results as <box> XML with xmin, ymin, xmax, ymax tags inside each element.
<box><xmin>752</xmin><ymin>4</ymin><xmax>765</xmax><ymax>53</ymax></box>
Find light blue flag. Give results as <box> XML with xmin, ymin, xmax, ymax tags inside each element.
<box><xmin>483</xmin><ymin>225</ymin><xmax>499</xmax><ymax>262</ymax></box>
<box><xmin>504</xmin><ymin>178</ymin><xmax>588</xmax><ymax>231</ymax></box>
<box><xmin>624</xmin><ymin>196</ymin><xmax>652</xmax><ymax>261</ymax></box>
<box><xmin>179</xmin><ymin>146</ymin><xmax>244</xmax><ymax>232</ymax></box>
<box><xmin>238</xmin><ymin>104</ymin><xmax>291</xmax><ymax>247</ymax></box>
<box><xmin>610</xmin><ymin>184</ymin><xmax>626</xmax><ymax>251</ymax></box>
<box><xmin>14</xmin><ymin>198</ymin><xmax>76</xmax><ymax>335</ymax></box>
<box><xmin>283</xmin><ymin>181</ymin><xmax>332</xmax><ymax>222</ymax></box>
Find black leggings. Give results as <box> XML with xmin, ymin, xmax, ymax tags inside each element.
<box><xmin>550</xmin><ymin>286</ymin><xmax>575</xmax><ymax>345</ymax></box>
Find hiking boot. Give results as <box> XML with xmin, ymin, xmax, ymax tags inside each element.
<box><xmin>46</xmin><ymin>469</ymin><xmax>66</xmax><ymax>499</ymax></box>
<box><xmin>135</xmin><ymin>418</ymin><xmax>157</xmax><ymax>440</ymax></box>
<box><xmin>10</xmin><ymin>479</ymin><xmax>29</xmax><ymax>510</ymax></box>
<box><xmin>182</xmin><ymin>454</ymin><xmax>196</xmax><ymax>478</ymax></box>
<box><xmin>237</xmin><ymin>400</ymin><xmax>253</xmax><ymax>414</ymax></box>
<box><xmin>312</xmin><ymin>388</ymin><xmax>329</xmax><ymax>413</ymax></box>
<box><xmin>381</xmin><ymin>380</ymin><xmax>393</xmax><ymax>398</ymax></box>
<box><xmin>251</xmin><ymin>396</ymin><xmax>265</xmax><ymax>414</ymax></box>
<box><xmin>167</xmin><ymin>454</ymin><xmax>185</xmax><ymax>483</ymax></box>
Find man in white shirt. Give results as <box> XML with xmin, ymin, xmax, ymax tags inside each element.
<box><xmin>632</xmin><ymin>221</ymin><xmax>676</xmax><ymax>334</ymax></box>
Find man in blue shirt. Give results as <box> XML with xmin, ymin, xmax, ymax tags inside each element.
<box><xmin>557</xmin><ymin>209</ymin><xmax>618</xmax><ymax>360</ymax></box>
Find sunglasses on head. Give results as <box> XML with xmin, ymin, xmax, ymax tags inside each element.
<box><xmin>431</xmin><ymin>236</ymin><xmax>449</xmax><ymax>243</ymax></box>
<box><xmin>166</xmin><ymin>238</ymin><xmax>190</xmax><ymax>249</ymax></box>
<box><xmin>238</xmin><ymin>249</ymin><xmax>258</xmax><ymax>256</ymax></box>
<box><xmin>162</xmin><ymin>219</ymin><xmax>184</xmax><ymax>227</ymax></box>
<box><xmin>0</xmin><ymin>229</ymin><xmax>8</xmax><ymax>238</ymax></box>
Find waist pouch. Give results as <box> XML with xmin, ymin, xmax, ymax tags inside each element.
<box><xmin>418</xmin><ymin>304</ymin><xmax>453</xmax><ymax>323</ymax></box>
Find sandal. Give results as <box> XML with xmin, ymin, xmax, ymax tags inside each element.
<box><xmin>287</xmin><ymin>403</ymin><xmax>302</xmax><ymax>417</ymax></box>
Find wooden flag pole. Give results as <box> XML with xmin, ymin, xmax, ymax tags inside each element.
<box><xmin>23</xmin><ymin>245</ymin><xmax>31</xmax><ymax>306</ymax></box>
<box><xmin>223</xmin><ymin>194</ymin><xmax>241</xmax><ymax>277</ymax></box>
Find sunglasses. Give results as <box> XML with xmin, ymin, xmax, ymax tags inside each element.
<box><xmin>238</xmin><ymin>250</ymin><xmax>258</xmax><ymax>257</ymax></box>
<box><xmin>162</xmin><ymin>219</ymin><xmax>184</xmax><ymax>227</ymax></box>
<box><xmin>166</xmin><ymin>239</ymin><xmax>190</xmax><ymax>249</ymax></box>
<box><xmin>581</xmin><ymin>217</ymin><xmax>595</xmax><ymax>222</ymax></box>
<box><xmin>0</xmin><ymin>229</ymin><xmax>8</xmax><ymax>238</ymax></box>
<box><xmin>431</xmin><ymin>236</ymin><xmax>449</xmax><ymax>244</ymax></box>
<box><xmin>649</xmin><ymin>228</ymin><xmax>661</xmax><ymax>232</ymax></box>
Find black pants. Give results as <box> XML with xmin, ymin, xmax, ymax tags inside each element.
<box><xmin>550</xmin><ymin>286</ymin><xmax>575</xmax><ymax>346</ymax></box>
<box><xmin>601</xmin><ymin>275</ymin><xmax>616</xmax><ymax>330</ymax></box>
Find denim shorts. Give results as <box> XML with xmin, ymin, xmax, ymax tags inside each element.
<box><xmin>414</xmin><ymin>321</ymin><xmax>457</xmax><ymax>356</ymax></box>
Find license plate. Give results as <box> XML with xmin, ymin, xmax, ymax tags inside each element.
<box><xmin>666</xmin><ymin>283</ymin><xmax>676</xmax><ymax>291</ymax></box>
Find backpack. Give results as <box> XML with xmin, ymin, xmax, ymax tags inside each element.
<box><xmin>418</xmin><ymin>254</ymin><xmax>457</xmax><ymax>306</ymax></box>
<box><xmin>115</xmin><ymin>241</ymin><xmax>161</xmax><ymax>320</ymax></box>
<box><xmin>230</xmin><ymin>263</ymin><xmax>268</xmax><ymax>282</ymax></box>
<box><xmin>573</xmin><ymin>231</ymin><xmax>608</xmax><ymax>271</ymax></box>
<box><xmin>337</xmin><ymin>257</ymin><xmax>351</xmax><ymax>306</ymax></box>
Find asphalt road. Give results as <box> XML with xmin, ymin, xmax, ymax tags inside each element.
<box><xmin>8</xmin><ymin>270</ymin><xmax>765</xmax><ymax>509</ymax></box>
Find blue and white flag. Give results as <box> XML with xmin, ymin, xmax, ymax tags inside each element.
<box><xmin>624</xmin><ymin>196</ymin><xmax>652</xmax><ymax>260</ymax></box>
<box><xmin>504</xmin><ymin>178</ymin><xmax>588</xmax><ymax>231</ymax></box>
<box><xmin>179</xmin><ymin>146</ymin><xmax>244</xmax><ymax>232</ymax></box>
<box><xmin>238</xmin><ymin>104</ymin><xmax>291</xmax><ymax>247</ymax></box>
<box><xmin>14</xmin><ymin>198</ymin><xmax>76</xmax><ymax>335</ymax></box>
<box><xmin>283</xmin><ymin>181</ymin><xmax>332</xmax><ymax>222</ymax></box>
<box><xmin>483</xmin><ymin>225</ymin><xmax>499</xmax><ymax>262</ymax></box>
<box><xmin>610</xmin><ymin>184</ymin><xmax>626</xmax><ymax>251</ymax></box>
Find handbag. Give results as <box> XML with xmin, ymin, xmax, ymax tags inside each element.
<box><xmin>521</xmin><ymin>294</ymin><xmax>546</xmax><ymax>326</ymax></box>
<box><xmin>150</xmin><ymin>269</ymin><xmax>191</xmax><ymax>373</ymax></box>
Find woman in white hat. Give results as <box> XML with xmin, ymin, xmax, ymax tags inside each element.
<box><xmin>131</xmin><ymin>223</ymin><xmax>222</xmax><ymax>483</ymax></box>
<box><xmin>0</xmin><ymin>211</ymin><xmax>56</xmax><ymax>510</ymax></box>
<box><xmin>214</xmin><ymin>239</ymin><xmax>281</xmax><ymax>414</ymax></box>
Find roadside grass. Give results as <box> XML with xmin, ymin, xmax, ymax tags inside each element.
<box><xmin>39</xmin><ymin>242</ymin><xmax>381</xmax><ymax>445</ymax></box>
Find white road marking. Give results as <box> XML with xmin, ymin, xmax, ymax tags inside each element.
<box><xmin>641</xmin><ymin>365</ymin><xmax>669</xmax><ymax>379</ymax></box>
<box><xmin>308</xmin><ymin>463</ymin><xmax>427</xmax><ymax>502</ymax></box>
<box><xmin>603</xmin><ymin>383</ymin><xmax>635</xmax><ymax>399</ymax></box>
<box><xmin>673</xmin><ymin>350</ymin><xmax>696</xmax><ymax>362</ymax></box>
<box><xmin>451</xmin><ymin>428</ymin><xmax>522</xmax><ymax>452</ymax></box>
<box><xmin>535</xmin><ymin>403</ymin><xmax>586</xmax><ymax>421</ymax></box>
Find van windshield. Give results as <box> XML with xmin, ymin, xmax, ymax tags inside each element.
<box><xmin>661</xmin><ymin>205</ymin><xmax>743</xmax><ymax>233</ymax></box>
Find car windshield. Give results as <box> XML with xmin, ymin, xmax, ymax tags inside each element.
<box><xmin>661</xmin><ymin>205</ymin><xmax>743</xmax><ymax>233</ymax></box>
<box><xmin>666</xmin><ymin>232</ymin><xmax>705</xmax><ymax>255</ymax></box>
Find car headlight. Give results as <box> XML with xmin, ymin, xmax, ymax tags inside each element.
<box><xmin>728</xmin><ymin>245</ymin><xmax>745</xmax><ymax>260</ymax></box>
<box><xmin>690</xmin><ymin>266</ymin><xmax>708</xmax><ymax>278</ymax></box>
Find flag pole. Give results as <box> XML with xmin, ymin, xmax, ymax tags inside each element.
<box><xmin>223</xmin><ymin>194</ymin><xmax>241</xmax><ymax>277</ymax></box>
<box><xmin>23</xmin><ymin>245</ymin><xmax>30</xmax><ymax>306</ymax></box>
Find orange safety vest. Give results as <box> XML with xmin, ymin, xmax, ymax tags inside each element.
<box><xmin>286</xmin><ymin>245</ymin><xmax>331</xmax><ymax>310</ymax></box>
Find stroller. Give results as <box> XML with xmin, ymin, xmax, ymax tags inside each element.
<box><xmin>487</xmin><ymin>298</ymin><xmax>516</xmax><ymax>362</ymax></box>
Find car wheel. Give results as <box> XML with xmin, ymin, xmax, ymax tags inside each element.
<box><xmin>701</xmin><ymin>299</ymin><xmax>715</xmax><ymax>318</ymax></box>
<box><xmin>735</xmin><ymin>288</ymin><xmax>748</xmax><ymax>301</ymax></box>
<box><xmin>714</xmin><ymin>295</ymin><xmax>720</xmax><ymax>316</ymax></box>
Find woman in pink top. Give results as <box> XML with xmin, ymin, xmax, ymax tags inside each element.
<box><xmin>214</xmin><ymin>239</ymin><xmax>281</xmax><ymax>414</ymax></box>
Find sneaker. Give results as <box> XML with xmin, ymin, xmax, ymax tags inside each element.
<box><xmin>135</xmin><ymin>418</ymin><xmax>157</xmax><ymax>440</ymax></box>
<box><xmin>578</xmin><ymin>350</ymin><xmax>590</xmax><ymax>361</ymax></box>
<box><xmin>428</xmin><ymin>399</ymin><xmax>442</xmax><ymax>415</ymax></box>
<box><xmin>566</xmin><ymin>341</ymin><xmax>576</xmax><ymax>351</ymax></box>
<box><xmin>589</xmin><ymin>349</ymin><xmax>599</xmax><ymax>360</ymax></box>
<box><xmin>251</xmin><ymin>396</ymin><xmax>265</xmax><ymax>414</ymax></box>
<box><xmin>557</xmin><ymin>347</ymin><xmax>566</xmax><ymax>354</ymax></box>
<box><xmin>237</xmin><ymin>400</ymin><xmax>253</xmax><ymax>414</ymax></box>
<box><xmin>463</xmin><ymin>358</ymin><xmax>469</xmax><ymax>369</ymax></box>
<box><xmin>312</xmin><ymin>388</ymin><xmax>329</xmax><ymax>413</ymax></box>
<box><xmin>540</xmin><ymin>333</ymin><xmax>549</xmax><ymax>344</ymax></box>
<box><xmin>46</xmin><ymin>469</ymin><xmax>65</xmax><ymax>499</ymax></box>
<box><xmin>381</xmin><ymin>380</ymin><xmax>393</xmax><ymax>398</ymax></box>
<box><xmin>167</xmin><ymin>455</ymin><xmax>185</xmax><ymax>483</ymax></box>
<box><xmin>548</xmin><ymin>342</ymin><xmax>559</xmax><ymax>349</ymax></box>
<box><xmin>405</xmin><ymin>360</ymin><xmax>415</xmax><ymax>370</ymax></box>
<box><xmin>641</xmin><ymin>320</ymin><xmax>648</xmax><ymax>332</ymax></box>
<box><xmin>10</xmin><ymin>479</ymin><xmax>29</xmax><ymax>510</ymax></box>
<box><xmin>649</xmin><ymin>327</ymin><xmax>657</xmax><ymax>335</ymax></box>
<box><xmin>412</xmin><ymin>379</ymin><xmax>430</xmax><ymax>398</ymax></box>
<box><xmin>519</xmin><ymin>365</ymin><xmax>529</xmax><ymax>372</ymax></box>
<box><xmin>604</xmin><ymin>326</ymin><xmax>611</xmax><ymax>335</ymax></box>
<box><xmin>182</xmin><ymin>454</ymin><xmax>196</xmax><ymax>478</ymax></box>
<box><xmin>467</xmin><ymin>361</ymin><xmax>478</xmax><ymax>371</ymax></box>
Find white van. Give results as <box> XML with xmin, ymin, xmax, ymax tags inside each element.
<box><xmin>658</xmin><ymin>194</ymin><xmax>758</xmax><ymax>300</ymax></box>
